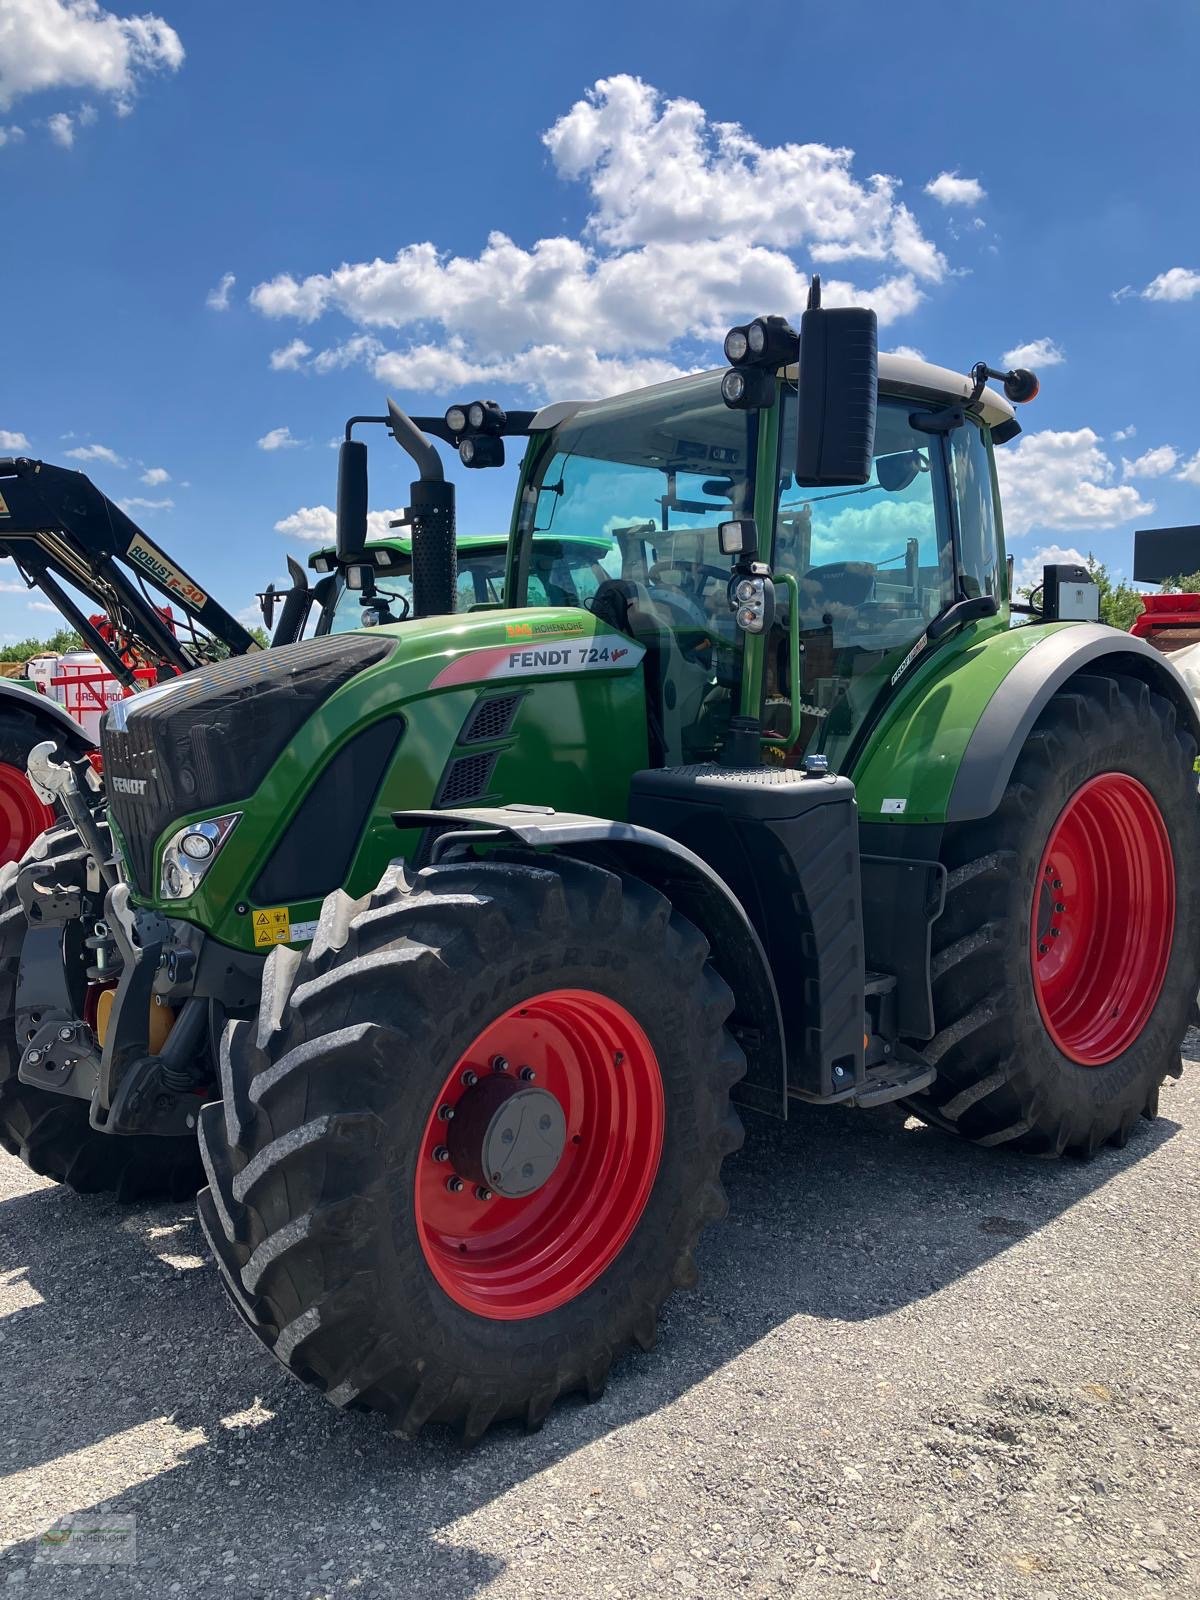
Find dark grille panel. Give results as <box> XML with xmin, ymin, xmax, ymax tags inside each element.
<box><xmin>252</xmin><ymin>718</ymin><xmax>404</xmax><ymax>904</ymax></box>
<box><xmin>459</xmin><ymin>692</ymin><xmax>523</xmax><ymax>745</ymax></box>
<box><xmin>101</xmin><ymin>634</ymin><xmax>393</xmax><ymax>894</ymax></box>
<box><xmin>434</xmin><ymin>750</ymin><xmax>499</xmax><ymax>808</ymax></box>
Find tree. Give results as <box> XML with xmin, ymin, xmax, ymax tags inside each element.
<box><xmin>1016</xmin><ymin>554</ymin><xmax>1143</xmax><ymax>632</ymax></box>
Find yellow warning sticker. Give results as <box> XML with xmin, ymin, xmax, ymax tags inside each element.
<box><xmin>252</xmin><ymin>906</ymin><xmax>291</xmax><ymax>947</ymax></box>
<box><xmin>0</xmin><ymin>490</ymin><xmax>9</xmax><ymax>518</ymax></box>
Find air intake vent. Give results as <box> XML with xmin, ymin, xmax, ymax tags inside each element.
<box><xmin>459</xmin><ymin>692</ymin><xmax>523</xmax><ymax>745</ymax></box>
<box><xmin>434</xmin><ymin>750</ymin><xmax>500</xmax><ymax>807</ymax></box>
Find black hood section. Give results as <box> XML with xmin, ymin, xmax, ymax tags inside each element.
<box><xmin>100</xmin><ymin>632</ymin><xmax>393</xmax><ymax>895</ymax></box>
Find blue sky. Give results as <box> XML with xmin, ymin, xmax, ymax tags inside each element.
<box><xmin>2</xmin><ymin>0</ymin><xmax>1199</xmax><ymax>641</ymax></box>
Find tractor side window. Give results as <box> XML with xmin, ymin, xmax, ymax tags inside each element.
<box><xmin>771</xmin><ymin>393</ymin><xmax>956</xmax><ymax>770</ymax></box>
<box><xmin>515</xmin><ymin>374</ymin><xmax>759</xmax><ymax>765</ymax></box>
<box><xmin>950</xmin><ymin>421</ymin><xmax>1001</xmax><ymax>600</ymax></box>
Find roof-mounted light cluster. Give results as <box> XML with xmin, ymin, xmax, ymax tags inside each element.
<box><xmin>721</xmin><ymin>315</ymin><xmax>798</xmax><ymax>410</ymax></box>
<box><xmin>444</xmin><ymin>401</ymin><xmax>507</xmax><ymax>468</ymax></box>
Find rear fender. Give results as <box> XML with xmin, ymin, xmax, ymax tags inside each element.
<box><xmin>395</xmin><ymin>805</ymin><xmax>788</xmax><ymax>1119</ymax></box>
<box><xmin>0</xmin><ymin>679</ymin><xmax>90</xmax><ymax>751</ymax></box>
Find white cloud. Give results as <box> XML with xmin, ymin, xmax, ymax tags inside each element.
<box><xmin>28</xmin><ymin>600</ymin><xmax>57</xmax><ymax>613</ymax></box>
<box><xmin>269</xmin><ymin>338</ymin><xmax>312</xmax><ymax>372</ymax></box>
<box><xmin>1111</xmin><ymin>424</ymin><xmax>1137</xmax><ymax>441</ymax></box>
<box><xmin>1176</xmin><ymin>450</ymin><xmax>1200</xmax><ymax>487</ymax></box>
<box><xmin>995</xmin><ymin>428</ymin><xmax>1153</xmax><ymax>537</ymax></box>
<box><xmin>118</xmin><ymin>495</ymin><xmax>172</xmax><ymax>511</ymax></box>
<box><xmin>1013</xmin><ymin>544</ymin><xmax>1089</xmax><ymax>592</ymax></box>
<box><xmin>0</xmin><ymin>125</ymin><xmax>25</xmax><ymax>145</ymax></box>
<box><xmin>250</xmin><ymin>75</ymin><xmax>952</xmax><ymax>402</ymax></box>
<box><xmin>206</xmin><ymin>271</ymin><xmax>235</xmax><ymax>311</ymax></box>
<box><xmin>1001</xmin><ymin>337</ymin><xmax>1065</xmax><ymax>369</ymax></box>
<box><xmin>140</xmin><ymin>465</ymin><xmax>169</xmax><ymax>485</ymax></box>
<box><xmin>923</xmin><ymin>171</ymin><xmax>986</xmax><ymax>207</ymax></box>
<box><xmin>65</xmin><ymin>442</ymin><xmax>124</xmax><ymax>466</ymax></box>
<box><xmin>257</xmin><ymin>426</ymin><xmax>305</xmax><ymax>452</ymax></box>
<box><xmin>0</xmin><ymin>1</ymin><xmax>183</xmax><ymax>114</ymax></box>
<box><xmin>46</xmin><ymin>110</ymin><xmax>74</xmax><ymax>146</ymax></box>
<box><xmin>1122</xmin><ymin>445</ymin><xmax>1177</xmax><ymax>480</ymax></box>
<box><xmin>1141</xmin><ymin>267</ymin><xmax>1200</xmax><ymax>303</ymax></box>
<box><xmin>273</xmin><ymin>504</ymin><xmax>405</xmax><ymax>543</ymax></box>
<box><xmin>0</xmin><ymin>429</ymin><xmax>30</xmax><ymax>450</ymax></box>
<box><xmin>886</xmin><ymin>345</ymin><xmax>925</xmax><ymax>361</ymax></box>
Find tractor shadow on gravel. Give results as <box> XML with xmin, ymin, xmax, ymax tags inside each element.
<box><xmin>0</xmin><ymin>1090</ymin><xmax>1183</xmax><ymax>1595</ymax></box>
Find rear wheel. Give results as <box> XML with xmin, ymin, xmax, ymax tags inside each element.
<box><xmin>0</xmin><ymin>705</ymin><xmax>61</xmax><ymax>864</ymax></box>
<box><xmin>198</xmin><ymin>854</ymin><xmax>745</xmax><ymax>1439</ymax></box>
<box><xmin>0</xmin><ymin>820</ymin><xmax>203</xmax><ymax>1200</ymax></box>
<box><xmin>905</xmin><ymin>674</ymin><xmax>1200</xmax><ymax>1155</ymax></box>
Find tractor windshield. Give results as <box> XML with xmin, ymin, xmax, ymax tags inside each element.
<box><xmin>514</xmin><ymin>373</ymin><xmax>759</xmax><ymax>764</ymax></box>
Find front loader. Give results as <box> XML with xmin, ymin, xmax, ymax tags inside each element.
<box><xmin>6</xmin><ymin>289</ymin><xmax>1199</xmax><ymax>1438</ymax></box>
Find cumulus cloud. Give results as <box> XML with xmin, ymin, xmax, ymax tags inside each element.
<box><xmin>119</xmin><ymin>495</ymin><xmax>172</xmax><ymax>511</ymax></box>
<box><xmin>46</xmin><ymin>110</ymin><xmax>74</xmax><ymax>146</ymax></box>
<box><xmin>257</xmin><ymin>426</ymin><xmax>305</xmax><ymax>451</ymax></box>
<box><xmin>1176</xmin><ymin>450</ymin><xmax>1200</xmax><ymax>486</ymax></box>
<box><xmin>250</xmin><ymin>75</ymin><xmax>953</xmax><ymax>401</ymax></box>
<box><xmin>995</xmin><ymin>428</ymin><xmax>1153</xmax><ymax>537</ymax></box>
<box><xmin>1111</xmin><ymin>424</ymin><xmax>1137</xmax><ymax>441</ymax></box>
<box><xmin>1141</xmin><ymin>267</ymin><xmax>1200</xmax><ymax>303</ymax></box>
<box><xmin>886</xmin><ymin>345</ymin><xmax>925</xmax><ymax>361</ymax></box>
<box><xmin>269</xmin><ymin>338</ymin><xmax>312</xmax><ymax>372</ymax></box>
<box><xmin>1001</xmin><ymin>337</ymin><xmax>1065</xmax><ymax>369</ymax></box>
<box><xmin>65</xmin><ymin>442</ymin><xmax>124</xmax><ymax>466</ymax></box>
<box><xmin>206</xmin><ymin>271</ymin><xmax>236</xmax><ymax>311</ymax></box>
<box><xmin>0</xmin><ymin>1</ymin><xmax>183</xmax><ymax>117</ymax></box>
<box><xmin>0</xmin><ymin>125</ymin><xmax>25</xmax><ymax>146</ymax></box>
<box><xmin>0</xmin><ymin>429</ymin><xmax>30</xmax><ymax>450</ymax></box>
<box><xmin>1122</xmin><ymin>445</ymin><xmax>1178</xmax><ymax>480</ymax></box>
<box><xmin>274</xmin><ymin>504</ymin><xmax>405</xmax><ymax>543</ymax></box>
<box><xmin>923</xmin><ymin>171</ymin><xmax>986</xmax><ymax>207</ymax></box>
<box><xmin>140</xmin><ymin>465</ymin><xmax>169</xmax><ymax>485</ymax></box>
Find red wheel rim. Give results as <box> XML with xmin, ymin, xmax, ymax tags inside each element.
<box><xmin>1030</xmin><ymin>773</ymin><xmax>1175</xmax><ymax>1066</ymax></box>
<box><xmin>414</xmin><ymin>988</ymin><xmax>665</xmax><ymax>1320</ymax></box>
<box><xmin>0</xmin><ymin>761</ymin><xmax>53</xmax><ymax>864</ymax></box>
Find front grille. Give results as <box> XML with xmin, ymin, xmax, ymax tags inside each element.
<box><xmin>102</xmin><ymin>634</ymin><xmax>393</xmax><ymax>894</ymax></box>
<box><xmin>459</xmin><ymin>692</ymin><xmax>523</xmax><ymax>745</ymax></box>
<box><xmin>434</xmin><ymin>750</ymin><xmax>499</xmax><ymax>807</ymax></box>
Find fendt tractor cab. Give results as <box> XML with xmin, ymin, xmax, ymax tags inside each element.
<box><xmin>4</xmin><ymin>285</ymin><xmax>1198</xmax><ymax>1440</ymax></box>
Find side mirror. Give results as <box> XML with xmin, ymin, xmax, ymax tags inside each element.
<box><xmin>795</xmin><ymin>294</ymin><xmax>878</xmax><ymax>488</ymax></box>
<box><xmin>336</xmin><ymin>439</ymin><xmax>368</xmax><ymax>564</ymax></box>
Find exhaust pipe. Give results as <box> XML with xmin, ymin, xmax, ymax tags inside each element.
<box><xmin>387</xmin><ymin>399</ymin><xmax>456</xmax><ymax>619</ymax></box>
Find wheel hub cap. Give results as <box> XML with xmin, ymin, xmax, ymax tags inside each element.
<box><xmin>447</xmin><ymin>1076</ymin><xmax>567</xmax><ymax>1198</ymax></box>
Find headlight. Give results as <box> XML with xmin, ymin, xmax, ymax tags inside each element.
<box><xmin>467</xmin><ymin>401</ymin><xmax>485</xmax><ymax>430</ymax></box>
<box><xmin>723</xmin><ymin>326</ymin><xmax>749</xmax><ymax>364</ymax></box>
<box><xmin>445</xmin><ymin>405</ymin><xmax>468</xmax><ymax>434</ymax></box>
<box><xmin>160</xmin><ymin>813</ymin><xmax>240</xmax><ymax>901</ymax></box>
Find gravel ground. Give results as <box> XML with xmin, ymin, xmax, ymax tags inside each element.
<box><xmin>2</xmin><ymin>1042</ymin><xmax>1198</xmax><ymax>1600</ymax></box>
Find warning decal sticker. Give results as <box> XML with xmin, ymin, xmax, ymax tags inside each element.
<box><xmin>431</xmin><ymin>634</ymin><xmax>645</xmax><ymax>690</ymax></box>
<box><xmin>252</xmin><ymin>907</ymin><xmax>291</xmax><ymax>947</ymax></box>
<box><xmin>0</xmin><ymin>490</ymin><xmax>9</xmax><ymax>518</ymax></box>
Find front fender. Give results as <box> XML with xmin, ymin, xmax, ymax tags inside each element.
<box><xmin>394</xmin><ymin>804</ymin><xmax>788</xmax><ymax>1119</ymax></box>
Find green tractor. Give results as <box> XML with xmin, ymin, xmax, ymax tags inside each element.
<box><xmin>4</xmin><ymin>290</ymin><xmax>1198</xmax><ymax>1440</ymax></box>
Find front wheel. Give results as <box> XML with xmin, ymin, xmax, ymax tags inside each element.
<box><xmin>905</xmin><ymin>673</ymin><xmax>1200</xmax><ymax>1155</ymax></box>
<box><xmin>197</xmin><ymin>853</ymin><xmax>745</xmax><ymax>1439</ymax></box>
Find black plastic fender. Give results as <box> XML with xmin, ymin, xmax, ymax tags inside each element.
<box><xmin>395</xmin><ymin>805</ymin><xmax>789</xmax><ymax>1119</ymax></box>
<box><xmin>0</xmin><ymin>679</ymin><xmax>90</xmax><ymax>750</ymax></box>
<box><xmin>947</xmin><ymin>625</ymin><xmax>1200</xmax><ymax>822</ymax></box>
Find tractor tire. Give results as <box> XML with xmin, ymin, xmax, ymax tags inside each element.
<box><xmin>0</xmin><ymin>703</ymin><xmax>61</xmax><ymax>866</ymax></box>
<box><xmin>905</xmin><ymin>673</ymin><xmax>1200</xmax><ymax>1156</ymax></box>
<box><xmin>0</xmin><ymin>820</ymin><xmax>203</xmax><ymax>1201</ymax></box>
<box><xmin>197</xmin><ymin>853</ymin><xmax>745</xmax><ymax>1440</ymax></box>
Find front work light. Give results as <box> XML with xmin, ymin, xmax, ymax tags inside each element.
<box><xmin>460</xmin><ymin>435</ymin><xmax>505</xmax><ymax>469</ymax></box>
<box><xmin>718</xmin><ymin>518</ymin><xmax>759</xmax><ymax>557</ymax></box>
<box><xmin>721</xmin><ymin>366</ymin><xmax>775</xmax><ymax>410</ymax></box>
<box><xmin>445</xmin><ymin>405</ymin><xmax>468</xmax><ymax>434</ymax></box>
<box><xmin>724</xmin><ymin>326</ymin><xmax>750</xmax><ymax>364</ymax></box>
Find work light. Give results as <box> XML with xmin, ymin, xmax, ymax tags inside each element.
<box><xmin>444</xmin><ymin>405</ymin><xmax>468</xmax><ymax>435</ymax></box>
<box><xmin>721</xmin><ymin>366</ymin><xmax>774</xmax><ymax>410</ymax></box>
<box><xmin>460</xmin><ymin>435</ymin><xmax>505</xmax><ymax>469</ymax></box>
<box><xmin>724</xmin><ymin>326</ymin><xmax>750</xmax><ymax>364</ymax></box>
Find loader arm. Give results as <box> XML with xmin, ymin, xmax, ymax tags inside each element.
<box><xmin>0</xmin><ymin>456</ymin><xmax>259</xmax><ymax>685</ymax></box>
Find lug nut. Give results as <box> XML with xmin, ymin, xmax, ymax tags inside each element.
<box><xmin>1054</xmin><ymin>902</ymin><xmax>1066</xmax><ymax>913</ymax></box>
<box><xmin>518</xmin><ymin>1066</ymin><xmax>536</xmax><ymax>1082</ymax></box>
<box><xmin>461</xmin><ymin>1070</ymin><xmax>478</xmax><ymax>1087</ymax></box>
<box><xmin>1039</xmin><ymin>943</ymin><xmax>1049</xmax><ymax>954</ymax></box>
<box><xmin>437</xmin><ymin>1104</ymin><xmax>454</xmax><ymax>1121</ymax></box>
<box><xmin>26</xmin><ymin>1049</ymin><xmax>41</xmax><ymax>1066</ymax></box>
<box><xmin>474</xmin><ymin>1185</ymin><xmax>493</xmax><ymax>1202</ymax></box>
<box><xmin>1050</xmin><ymin>928</ymin><xmax>1062</xmax><ymax>938</ymax></box>
<box><xmin>58</xmin><ymin>1026</ymin><xmax>73</xmax><ymax>1041</ymax></box>
<box><xmin>446</xmin><ymin>1175</ymin><xmax>464</xmax><ymax>1193</ymax></box>
<box><xmin>491</xmin><ymin>1055</ymin><xmax>509</xmax><ymax>1073</ymax></box>
<box><xmin>432</xmin><ymin>1145</ymin><xmax>450</xmax><ymax>1163</ymax></box>
<box><xmin>1052</xmin><ymin>879</ymin><xmax>1063</xmax><ymax>890</ymax></box>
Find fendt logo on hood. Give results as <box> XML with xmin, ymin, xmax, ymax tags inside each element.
<box><xmin>111</xmin><ymin>776</ymin><xmax>149</xmax><ymax>796</ymax></box>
